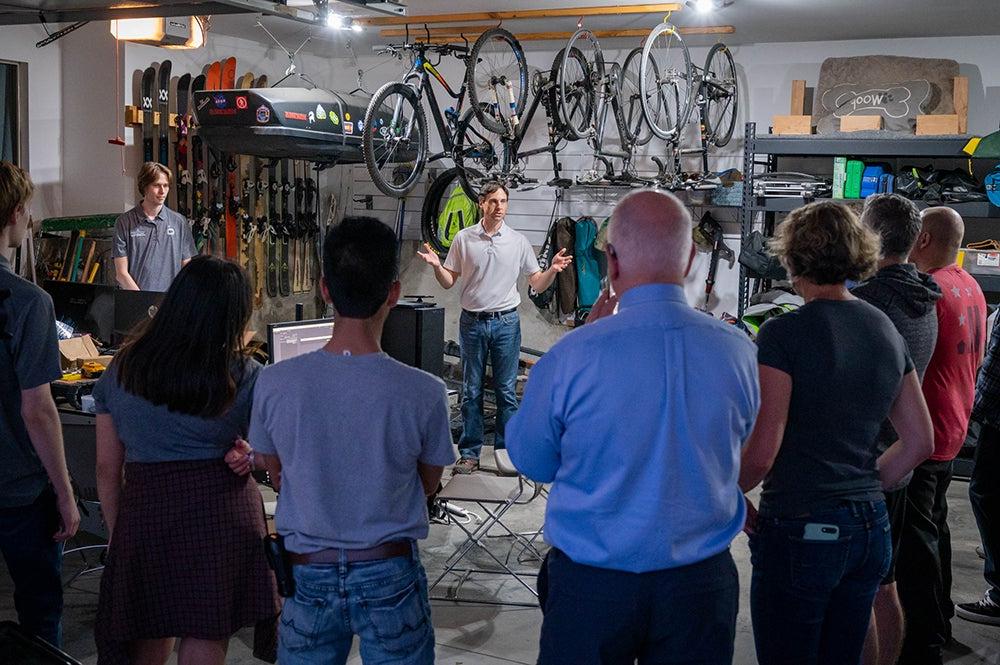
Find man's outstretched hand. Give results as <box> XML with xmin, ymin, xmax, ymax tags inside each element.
<box><xmin>417</xmin><ymin>243</ymin><xmax>441</xmax><ymax>268</ymax></box>
<box><xmin>550</xmin><ymin>248</ymin><xmax>573</xmax><ymax>273</ymax></box>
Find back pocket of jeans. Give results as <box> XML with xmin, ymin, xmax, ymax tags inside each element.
<box><xmin>279</xmin><ymin>585</ymin><xmax>329</xmax><ymax>652</ymax></box>
<box><xmin>362</xmin><ymin>579</ymin><xmax>432</xmax><ymax>655</ymax></box>
<box><xmin>788</xmin><ymin>535</ymin><xmax>852</xmax><ymax>594</ymax></box>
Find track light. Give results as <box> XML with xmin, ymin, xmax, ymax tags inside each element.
<box><xmin>325</xmin><ymin>12</ymin><xmax>345</xmax><ymax>29</ymax></box>
<box><xmin>685</xmin><ymin>0</ymin><xmax>734</xmax><ymax>13</ymax></box>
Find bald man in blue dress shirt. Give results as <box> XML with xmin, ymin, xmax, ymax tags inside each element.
<box><xmin>507</xmin><ymin>190</ymin><xmax>760</xmax><ymax>665</ymax></box>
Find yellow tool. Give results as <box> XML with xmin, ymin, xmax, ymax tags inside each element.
<box><xmin>81</xmin><ymin>361</ymin><xmax>106</xmax><ymax>379</ymax></box>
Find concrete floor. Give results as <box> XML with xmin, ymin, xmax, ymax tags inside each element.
<box><xmin>4</xmin><ymin>457</ymin><xmax>999</xmax><ymax>665</ymax></box>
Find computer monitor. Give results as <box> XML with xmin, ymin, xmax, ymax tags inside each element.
<box><xmin>113</xmin><ymin>290</ymin><xmax>165</xmax><ymax>345</ymax></box>
<box><xmin>267</xmin><ymin>318</ymin><xmax>334</xmax><ymax>364</ymax></box>
<box><xmin>44</xmin><ymin>280</ymin><xmax>114</xmax><ymax>346</ymax></box>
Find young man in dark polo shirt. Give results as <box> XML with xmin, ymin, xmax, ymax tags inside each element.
<box><xmin>0</xmin><ymin>161</ymin><xmax>80</xmax><ymax>646</ymax></box>
<box><xmin>113</xmin><ymin>162</ymin><xmax>195</xmax><ymax>292</ymax></box>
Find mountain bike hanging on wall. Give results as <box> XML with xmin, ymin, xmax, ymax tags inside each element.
<box><xmin>639</xmin><ymin>20</ymin><xmax>739</xmax><ymax>187</ymax></box>
<box><xmin>362</xmin><ymin>27</ymin><xmax>528</xmax><ymax>198</ymax></box>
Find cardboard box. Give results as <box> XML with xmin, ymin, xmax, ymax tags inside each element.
<box><xmin>963</xmin><ymin>249</ymin><xmax>1000</xmax><ymax>276</ymax></box>
<box><xmin>916</xmin><ymin>114</ymin><xmax>960</xmax><ymax>135</ymax></box>
<box><xmin>58</xmin><ymin>335</ymin><xmax>112</xmax><ymax>372</ymax></box>
<box><xmin>840</xmin><ymin>115</ymin><xmax>883</xmax><ymax>132</ymax></box>
<box><xmin>772</xmin><ymin>115</ymin><xmax>813</xmax><ymax>135</ymax></box>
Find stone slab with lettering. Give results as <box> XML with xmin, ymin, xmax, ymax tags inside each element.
<box><xmin>813</xmin><ymin>55</ymin><xmax>960</xmax><ymax>134</ymax></box>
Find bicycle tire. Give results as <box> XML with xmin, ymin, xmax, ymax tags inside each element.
<box><xmin>453</xmin><ymin>106</ymin><xmax>508</xmax><ymax>200</ymax></box>
<box><xmin>421</xmin><ymin>166</ymin><xmax>483</xmax><ymax>259</ymax></box>
<box><xmin>639</xmin><ymin>22</ymin><xmax>694</xmax><ymax>141</ymax></box>
<box><xmin>547</xmin><ymin>46</ymin><xmax>590</xmax><ymax>138</ymax></box>
<box><xmin>363</xmin><ymin>81</ymin><xmax>428</xmax><ymax>198</ymax></box>
<box><xmin>702</xmin><ymin>43</ymin><xmax>739</xmax><ymax>147</ymax></box>
<box><xmin>620</xmin><ymin>46</ymin><xmax>658</xmax><ymax>146</ymax></box>
<box><xmin>559</xmin><ymin>29</ymin><xmax>604</xmax><ymax>141</ymax></box>
<box><xmin>466</xmin><ymin>28</ymin><xmax>529</xmax><ymax>136</ymax></box>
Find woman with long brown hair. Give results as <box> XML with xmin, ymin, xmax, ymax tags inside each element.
<box><xmin>93</xmin><ymin>256</ymin><xmax>278</xmax><ymax>665</ymax></box>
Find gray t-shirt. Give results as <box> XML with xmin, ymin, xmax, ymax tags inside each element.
<box><xmin>249</xmin><ymin>350</ymin><xmax>455</xmax><ymax>553</ymax></box>
<box><xmin>113</xmin><ymin>204</ymin><xmax>196</xmax><ymax>292</ymax></box>
<box><xmin>0</xmin><ymin>255</ymin><xmax>62</xmax><ymax>507</ymax></box>
<box><xmin>756</xmin><ymin>299</ymin><xmax>914</xmax><ymax>517</ymax></box>
<box><xmin>92</xmin><ymin>359</ymin><xmax>260</xmax><ymax>463</ymax></box>
<box><xmin>443</xmin><ymin>221</ymin><xmax>540</xmax><ymax>312</ymax></box>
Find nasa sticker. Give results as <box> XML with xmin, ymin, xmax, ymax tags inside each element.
<box><xmin>256</xmin><ymin>105</ymin><xmax>271</xmax><ymax>123</ymax></box>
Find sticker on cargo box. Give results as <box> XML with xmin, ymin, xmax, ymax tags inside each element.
<box><xmin>977</xmin><ymin>252</ymin><xmax>1000</xmax><ymax>267</ymax></box>
<box><xmin>344</xmin><ymin>121</ymin><xmax>354</xmax><ymax>134</ymax></box>
<box><xmin>236</xmin><ymin>96</ymin><xmax>248</xmax><ymax>110</ymax></box>
<box><xmin>316</xmin><ymin>104</ymin><xmax>327</xmax><ymax>120</ymax></box>
<box><xmin>256</xmin><ymin>105</ymin><xmax>271</xmax><ymax>123</ymax></box>
<box><xmin>330</xmin><ymin>111</ymin><xmax>340</xmax><ymax>125</ymax></box>
<box><xmin>284</xmin><ymin>111</ymin><xmax>308</xmax><ymax>121</ymax></box>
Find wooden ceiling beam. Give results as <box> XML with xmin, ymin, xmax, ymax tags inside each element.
<box><xmin>385</xmin><ymin>26</ymin><xmax>736</xmax><ymax>42</ymax></box>
<box><xmin>356</xmin><ymin>4</ymin><xmax>683</xmax><ymax>27</ymax></box>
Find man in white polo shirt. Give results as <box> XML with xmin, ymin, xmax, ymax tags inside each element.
<box><xmin>418</xmin><ymin>181</ymin><xmax>572</xmax><ymax>473</ymax></box>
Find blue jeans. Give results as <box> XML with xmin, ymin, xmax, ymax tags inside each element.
<box><xmin>537</xmin><ymin>548</ymin><xmax>738</xmax><ymax>665</ymax></box>
<box><xmin>278</xmin><ymin>544</ymin><xmax>435</xmax><ymax>665</ymax></box>
<box><xmin>750</xmin><ymin>500</ymin><xmax>890</xmax><ymax>665</ymax></box>
<box><xmin>458</xmin><ymin>309</ymin><xmax>521</xmax><ymax>460</ymax></box>
<box><xmin>0</xmin><ymin>487</ymin><xmax>64</xmax><ymax>647</ymax></box>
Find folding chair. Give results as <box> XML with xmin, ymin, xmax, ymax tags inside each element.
<box><xmin>429</xmin><ymin>454</ymin><xmax>546</xmax><ymax>607</ymax></box>
<box><xmin>59</xmin><ymin>410</ymin><xmax>108</xmax><ymax>586</ymax></box>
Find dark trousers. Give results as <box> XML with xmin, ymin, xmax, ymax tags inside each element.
<box><xmin>749</xmin><ymin>500</ymin><xmax>890</xmax><ymax>665</ymax></box>
<box><xmin>0</xmin><ymin>488</ymin><xmax>64</xmax><ymax>647</ymax></box>
<box><xmin>537</xmin><ymin>547</ymin><xmax>738</xmax><ymax>665</ymax></box>
<box><xmin>970</xmin><ymin>423</ymin><xmax>1000</xmax><ymax>604</ymax></box>
<box><xmin>897</xmin><ymin>459</ymin><xmax>953</xmax><ymax>665</ymax></box>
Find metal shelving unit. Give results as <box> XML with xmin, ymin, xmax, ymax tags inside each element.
<box><xmin>738</xmin><ymin>122</ymin><xmax>997</xmax><ymax>314</ymax></box>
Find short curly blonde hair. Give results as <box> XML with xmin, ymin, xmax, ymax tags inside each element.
<box><xmin>0</xmin><ymin>161</ymin><xmax>33</xmax><ymax>225</ymax></box>
<box><xmin>769</xmin><ymin>201</ymin><xmax>879</xmax><ymax>285</ymax></box>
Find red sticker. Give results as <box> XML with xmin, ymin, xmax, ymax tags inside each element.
<box><xmin>236</xmin><ymin>96</ymin><xmax>248</xmax><ymax>110</ymax></box>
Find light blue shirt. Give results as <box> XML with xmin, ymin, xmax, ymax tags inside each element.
<box><xmin>507</xmin><ymin>283</ymin><xmax>760</xmax><ymax>573</ymax></box>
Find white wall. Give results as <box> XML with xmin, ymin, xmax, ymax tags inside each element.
<box><xmin>0</xmin><ymin>25</ymin><xmax>63</xmax><ymax>220</ymax></box>
<box><xmin>17</xmin><ymin>24</ymin><xmax>1000</xmax><ymax>346</ymax></box>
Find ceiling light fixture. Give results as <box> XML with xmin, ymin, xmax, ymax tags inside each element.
<box><xmin>326</xmin><ymin>12</ymin><xmax>345</xmax><ymax>29</ymax></box>
<box><xmin>685</xmin><ymin>0</ymin><xmax>735</xmax><ymax>13</ymax></box>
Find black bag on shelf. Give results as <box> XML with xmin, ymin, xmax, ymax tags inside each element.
<box><xmin>739</xmin><ymin>231</ymin><xmax>788</xmax><ymax>281</ymax></box>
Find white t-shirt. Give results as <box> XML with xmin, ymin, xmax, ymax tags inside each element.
<box><xmin>443</xmin><ymin>221</ymin><xmax>540</xmax><ymax>312</ymax></box>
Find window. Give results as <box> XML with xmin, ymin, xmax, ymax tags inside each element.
<box><xmin>0</xmin><ymin>60</ymin><xmax>21</xmax><ymax>164</ymax></box>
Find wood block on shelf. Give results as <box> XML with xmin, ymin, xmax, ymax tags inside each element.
<box><xmin>954</xmin><ymin>76</ymin><xmax>969</xmax><ymax>134</ymax></box>
<box><xmin>840</xmin><ymin>115</ymin><xmax>883</xmax><ymax>132</ymax></box>
<box><xmin>916</xmin><ymin>114</ymin><xmax>960</xmax><ymax>135</ymax></box>
<box><xmin>772</xmin><ymin>115</ymin><xmax>813</xmax><ymax>135</ymax></box>
<box><xmin>790</xmin><ymin>80</ymin><xmax>806</xmax><ymax>115</ymax></box>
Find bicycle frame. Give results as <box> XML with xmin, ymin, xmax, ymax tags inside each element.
<box><xmin>401</xmin><ymin>53</ymin><xmax>469</xmax><ymax>164</ymax></box>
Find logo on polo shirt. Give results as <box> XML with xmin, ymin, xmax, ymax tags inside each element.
<box><xmin>130</xmin><ymin>229</ymin><xmax>148</xmax><ymax>238</ymax></box>
<box><xmin>167</xmin><ymin>227</ymin><xmax>176</xmax><ymax>236</ymax></box>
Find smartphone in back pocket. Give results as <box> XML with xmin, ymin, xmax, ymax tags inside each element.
<box><xmin>803</xmin><ymin>523</ymin><xmax>840</xmax><ymax>541</ymax></box>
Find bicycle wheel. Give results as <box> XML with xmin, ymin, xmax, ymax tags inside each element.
<box><xmin>702</xmin><ymin>43</ymin><xmax>739</xmax><ymax>147</ymax></box>
<box><xmin>453</xmin><ymin>105</ymin><xmax>509</xmax><ymax>200</ymax></box>
<box><xmin>547</xmin><ymin>47</ymin><xmax>591</xmax><ymax>138</ymax></box>
<box><xmin>620</xmin><ymin>47</ymin><xmax>660</xmax><ymax>146</ymax></box>
<box><xmin>421</xmin><ymin>166</ymin><xmax>482</xmax><ymax>259</ymax></box>
<box><xmin>363</xmin><ymin>81</ymin><xmax>428</xmax><ymax>198</ymax></box>
<box><xmin>639</xmin><ymin>22</ymin><xmax>694</xmax><ymax>141</ymax></box>
<box><xmin>466</xmin><ymin>28</ymin><xmax>529</xmax><ymax>136</ymax></box>
<box><xmin>558</xmin><ymin>29</ymin><xmax>604</xmax><ymax>141</ymax></box>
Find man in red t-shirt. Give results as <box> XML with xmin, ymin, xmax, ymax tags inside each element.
<box><xmin>897</xmin><ymin>206</ymin><xmax>986</xmax><ymax>665</ymax></box>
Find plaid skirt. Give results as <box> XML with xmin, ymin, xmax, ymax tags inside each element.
<box><xmin>95</xmin><ymin>459</ymin><xmax>280</xmax><ymax>664</ymax></box>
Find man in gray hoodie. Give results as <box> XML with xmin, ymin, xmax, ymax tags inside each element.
<box><xmin>853</xmin><ymin>193</ymin><xmax>941</xmax><ymax>665</ymax></box>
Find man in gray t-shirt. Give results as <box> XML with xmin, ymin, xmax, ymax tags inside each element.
<box><xmin>417</xmin><ymin>181</ymin><xmax>572</xmax><ymax>473</ymax></box>
<box><xmin>243</xmin><ymin>217</ymin><xmax>453</xmax><ymax>665</ymax></box>
<box><xmin>113</xmin><ymin>162</ymin><xmax>195</xmax><ymax>292</ymax></box>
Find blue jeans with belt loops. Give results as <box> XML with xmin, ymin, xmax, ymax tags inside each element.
<box><xmin>750</xmin><ymin>500</ymin><xmax>891</xmax><ymax>665</ymax></box>
<box><xmin>458</xmin><ymin>309</ymin><xmax>522</xmax><ymax>460</ymax></box>
<box><xmin>277</xmin><ymin>542</ymin><xmax>435</xmax><ymax>665</ymax></box>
